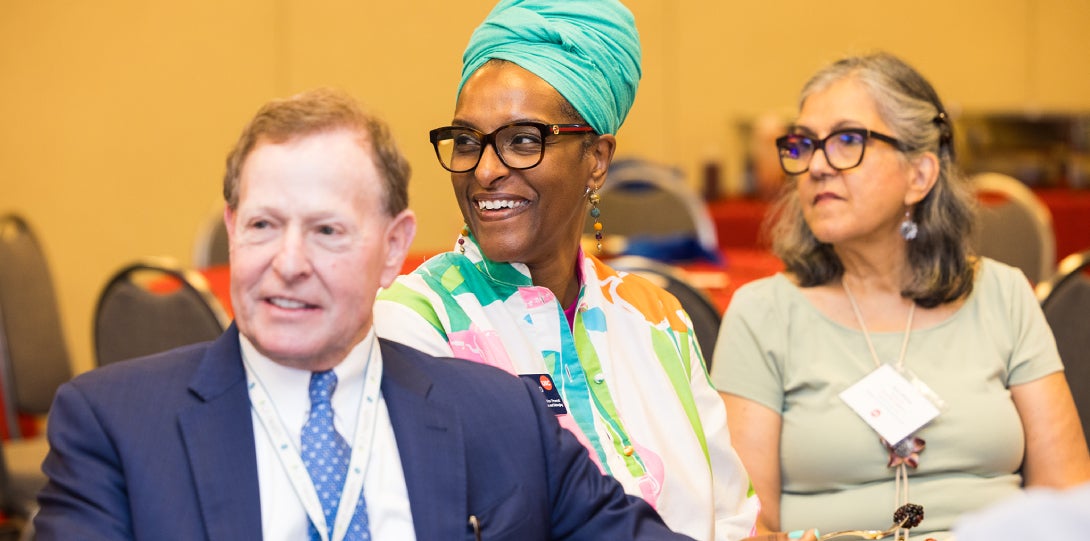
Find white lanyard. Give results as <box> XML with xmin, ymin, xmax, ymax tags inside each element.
<box><xmin>243</xmin><ymin>334</ymin><xmax>383</xmax><ymax>541</ymax></box>
<box><xmin>842</xmin><ymin>281</ymin><xmax>915</xmax><ymax>371</ymax></box>
<box><xmin>842</xmin><ymin>281</ymin><xmax>915</xmax><ymax>540</ymax></box>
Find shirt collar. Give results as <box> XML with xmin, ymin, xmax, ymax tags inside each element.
<box><xmin>239</xmin><ymin>329</ymin><xmax>375</xmax><ymax>439</ymax></box>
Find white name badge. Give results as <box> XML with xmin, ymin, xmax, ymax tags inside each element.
<box><xmin>839</xmin><ymin>364</ymin><xmax>941</xmax><ymax>445</ymax></box>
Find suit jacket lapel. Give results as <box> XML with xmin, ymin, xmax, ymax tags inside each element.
<box><xmin>380</xmin><ymin>340</ymin><xmax>468</xmax><ymax>541</ymax></box>
<box><xmin>178</xmin><ymin>326</ymin><xmax>264</xmax><ymax>541</ymax></box>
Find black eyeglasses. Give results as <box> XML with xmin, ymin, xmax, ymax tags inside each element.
<box><xmin>429</xmin><ymin>122</ymin><xmax>596</xmax><ymax>173</ymax></box>
<box><xmin>775</xmin><ymin>128</ymin><xmax>906</xmax><ymax>175</ymax></box>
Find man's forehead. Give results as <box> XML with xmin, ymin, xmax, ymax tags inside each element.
<box><xmin>237</xmin><ymin>133</ymin><xmax>380</xmax><ymax>201</ymax></box>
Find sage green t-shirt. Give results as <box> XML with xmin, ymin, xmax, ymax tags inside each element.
<box><xmin>711</xmin><ymin>259</ymin><xmax>1062</xmax><ymax>540</ymax></box>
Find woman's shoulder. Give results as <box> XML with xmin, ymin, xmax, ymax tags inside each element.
<box><xmin>600</xmin><ymin>263</ymin><xmax>687</xmax><ymax>314</ymax></box>
<box><xmin>976</xmin><ymin>256</ymin><xmax>1029</xmax><ymax>281</ymax></box>
<box><xmin>973</xmin><ymin>257</ymin><xmax>1037</xmax><ymax>298</ymax></box>
<box><xmin>729</xmin><ymin>272</ymin><xmax>797</xmax><ymax>308</ymax></box>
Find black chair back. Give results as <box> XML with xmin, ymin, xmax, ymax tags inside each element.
<box><xmin>94</xmin><ymin>258</ymin><xmax>229</xmax><ymax>366</ymax></box>
<box><xmin>0</xmin><ymin>214</ymin><xmax>69</xmax><ymax>534</ymax></box>
<box><xmin>0</xmin><ymin>215</ymin><xmax>72</xmax><ymax>420</ymax></box>
<box><xmin>1037</xmin><ymin>249</ymin><xmax>1090</xmax><ymax>447</ymax></box>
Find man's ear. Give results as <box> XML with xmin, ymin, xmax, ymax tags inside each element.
<box><xmin>906</xmin><ymin>151</ymin><xmax>940</xmax><ymax>205</ymax></box>
<box><xmin>379</xmin><ymin>209</ymin><xmax>417</xmax><ymax>287</ymax></box>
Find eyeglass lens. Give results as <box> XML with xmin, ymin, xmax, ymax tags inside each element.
<box><xmin>778</xmin><ymin>130</ymin><xmax>868</xmax><ymax>174</ymax></box>
<box><xmin>433</xmin><ymin>124</ymin><xmax>547</xmax><ymax>173</ymax></box>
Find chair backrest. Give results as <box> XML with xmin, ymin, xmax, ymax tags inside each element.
<box><xmin>192</xmin><ymin>210</ymin><xmax>230</xmax><ymax>268</ymax></box>
<box><xmin>607</xmin><ymin>255</ymin><xmax>722</xmax><ymax>368</ymax></box>
<box><xmin>0</xmin><ymin>215</ymin><xmax>73</xmax><ymax>420</ymax></box>
<box><xmin>588</xmin><ymin>159</ymin><xmax>719</xmax><ymax>261</ymax></box>
<box><xmin>972</xmin><ymin>172</ymin><xmax>1056</xmax><ymax>284</ymax></box>
<box><xmin>1035</xmin><ymin>249</ymin><xmax>1090</xmax><ymax>447</ymax></box>
<box><xmin>94</xmin><ymin>257</ymin><xmax>231</xmax><ymax>366</ymax></box>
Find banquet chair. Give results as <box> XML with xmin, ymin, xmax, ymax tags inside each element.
<box><xmin>971</xmin><ymin>172</ymin><xmax>1056</xmax><ymax>284</ymax></box>
<box><xmin>0</xmin><ymin>306</ymin><xmax>48</xmax><ymax>541</ymax></box>
<box><xmin>608</xmin><ymin>255</ymin><xmax>722</xmax><ymax>368</ymax></box>
<box><xmin>0</xmin><ymin>214</ymin><xmax>73</xmax><ymax>533</ymax></box>
<box><xmin>0</xmin><ymin>441</ymin><xmax>31</xmax><ymax>540</ymax></box>
<box><xmin>94</xmin><ymin>257</ymin><xmax>231</xmax><ymax>366</ymax></box>
<box><xmin>587</xmin><ymin>158</ymin><xmax>720</xmax><ymax>263</ymax></box>
<box><xmin>1035</xmin><ymin>249</ymin><xmax>1090</xmax><ymax>447</ymax></box>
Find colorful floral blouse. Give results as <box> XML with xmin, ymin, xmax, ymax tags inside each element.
<box><xmin>374</xmin><ymin>236</ymin><xmax>758</xmax><ymax>541</ymax></box>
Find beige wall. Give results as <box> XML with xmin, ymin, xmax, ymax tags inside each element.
<box><xmin>2</xmin><ymin>0</ymin><xmax>1089</xmax><ymax>375</ymax></box>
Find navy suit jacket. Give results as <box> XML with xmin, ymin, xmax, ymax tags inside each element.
<box><xmin>36</xmin><ymin>326</ymin><xmax>691</xmax><ymax>541</ymax></box>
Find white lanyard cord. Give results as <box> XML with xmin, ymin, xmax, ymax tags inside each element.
<box><xmin>243</xmin><ymin>334</ymin><xmax>383</xmax><ymax>541</ymax></box>
<box><xmin>842</xmin><ymin>280</ymin><xmax>916</xmax><ymax>540</ymax></box>
<box><xmin>842</xmin><ymin>281</ymin><xmax>916</xmax><ymax>370</ymax></box>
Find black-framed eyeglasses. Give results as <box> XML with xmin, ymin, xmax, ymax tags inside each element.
<box><xmin>775</xmin><ymin>128</ymin><xmax>906</xmax><ymax>175</ymax></box>
<box><xmin>429</xmin><ymin>122</ymin><xmax>596</xmax><ymax>173</ymax></box>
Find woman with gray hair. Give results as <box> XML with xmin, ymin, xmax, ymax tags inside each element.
<box><xmin>711</xmin><ymin>52</ymin><xmax>1090</xmax><ymax>540</ymax></box>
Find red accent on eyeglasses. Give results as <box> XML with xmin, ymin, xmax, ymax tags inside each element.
<box><xmin>551</xmin><ymin>125</ymin><xmax>595</xmax><ymax>135</ymax></box>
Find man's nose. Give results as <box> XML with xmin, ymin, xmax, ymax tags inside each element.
<box><xmin>272</xmin><ymin>228</ymin><xmax>313</xmax><ymax>280</ymax></box>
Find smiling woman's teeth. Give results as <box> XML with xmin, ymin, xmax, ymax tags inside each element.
<box><xmin>270</xmin><ymin>298</ymin><xmax>307</xmax><ymax>309</ymax></box>
<box><xmin>478</xmin><ymin>199</ymin><xmax>527</xmax><ymax>210</ymax></box>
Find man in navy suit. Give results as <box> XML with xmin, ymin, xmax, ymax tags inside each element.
<box><xmin>35</xmin><ymin>88</ymin><xmax>692</xmax><ymax>541</ymax></box>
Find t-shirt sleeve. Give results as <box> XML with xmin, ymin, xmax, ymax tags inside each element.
<box><xmin>710</xmin><ymin>277</ymin><xmax>786</xmax><ymax>414</ymax></box>
<box><xmin>996</xmin><ymin>262</ymin><xmax>1064</xmax><ymax>386</ymax></box>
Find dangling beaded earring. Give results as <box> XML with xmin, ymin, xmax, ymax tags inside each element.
<box><xmin>458</xmin><ymin>224</ymin><xmax>470</xmax><ymax>253</ymax></box>
<box><xmin>589</xmin><ymin>187</ymin><xmax>603</xmax><ymax>253</ymax></box>
<box><xmin>900</xmin><ymin>209</ymin><xmax>919</xmax><ymax>241</ymax></box>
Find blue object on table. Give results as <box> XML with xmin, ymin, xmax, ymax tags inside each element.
<box><xmin>622</xmin><ymin>233</ymin><xmax>724</xmax><ymax>266</ymax></box>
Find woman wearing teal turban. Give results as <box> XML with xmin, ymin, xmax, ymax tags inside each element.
<box><xmin>376</xmin><ymin>2</ymin><xmax>760</xmax><ymax>539</ymax></box>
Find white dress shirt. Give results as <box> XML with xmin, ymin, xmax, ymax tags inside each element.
<box><xmin>241</xmin><ymin>330</ymin><xmax>416</xmax><ymax>540</ymax></box>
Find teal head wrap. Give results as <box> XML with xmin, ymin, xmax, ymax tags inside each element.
<box><xmin>457</xmin><ymin>0</ymin><xmax>642</xmax><ymax>135</ymax></box>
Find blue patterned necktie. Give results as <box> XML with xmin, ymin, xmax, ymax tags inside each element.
<box><xmin>302</xmin><ymin>370</ymin><xmax>371</xmax><ymax>541</ymax></box>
